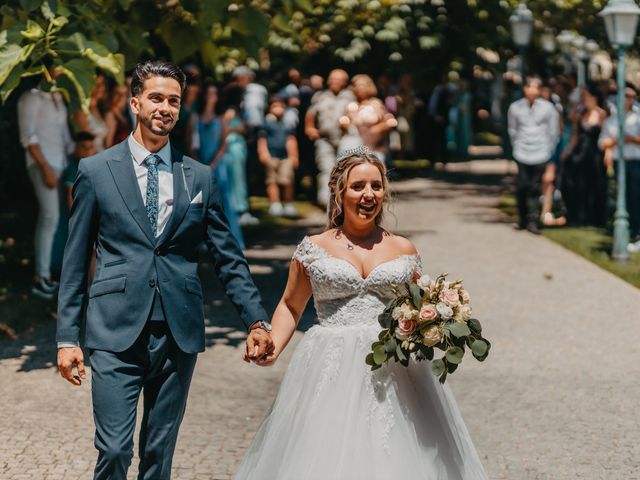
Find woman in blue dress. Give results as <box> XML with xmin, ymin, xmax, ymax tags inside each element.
<box><xmin>190</xmin><ymin>83</ymin><xmax>245</xmax><ymax>249</ymax></box>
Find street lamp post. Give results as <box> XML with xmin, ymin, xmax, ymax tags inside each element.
<box><xmin>572</xmin><ymin>35</ymin><xmax>588</xmax><ymax>87</ymax></box>
<box><xmin>599</xmin><ymin>0</ymin><xmax>640</xmax><ymax>262</ymax></box>
<box><xmin>541</xmin><ymin>29</ymin><xmax>556</xmax><ymax>78</ymax></box>
<box><xmin>510</xmin><ymin>2</ymin><xmax>534</xmax><ymax>87</ymax></box>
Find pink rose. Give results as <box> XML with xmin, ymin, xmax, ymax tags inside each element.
<box><xmin>418</xmin><ymin>304</ymin><xmax>438</xmax><ymax>324</ymax></box>
<box><xmin>395</xmin><ymin>318</ymin><xmax>417</xmax><ymax>340</ymax></box>
<box><xmin>439</xmin><ymin>288</ymin><xmax>460</xmax><ymax>306</ymax></box>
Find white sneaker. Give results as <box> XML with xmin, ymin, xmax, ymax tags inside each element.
<box><xmin>268</xmin><ymin>202</ymin><xmax>284</xmax><ymax>216</ymax></box>
<box><xmin>283</xmin><ymin>203</ymin><xmax>297</xmax><ymax>218</ymax></box>
<box><xmin>627</xmin><ymin>240</ymin><xmax>640</xmax><ymax>254</ymax></box>
<box><xmin>238</xmin><ymin>212</ymin><xmax>260</xmax><ymax>226</ymax></box>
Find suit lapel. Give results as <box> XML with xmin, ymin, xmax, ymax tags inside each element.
<box><xmin>106</xmin><ymin>141</ymin><xmax>155</xmax><ymax>244</ymax></box>
<box><xmin>156</xmin><ymin>147</ymin><xmax>195</xmax><ymax>246</ymax></box>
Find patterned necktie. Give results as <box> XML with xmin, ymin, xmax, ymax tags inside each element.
<box><xmin>145</xmin><ymin>154</ymin><xmax>159</xmax><ymax>236</ymax></box>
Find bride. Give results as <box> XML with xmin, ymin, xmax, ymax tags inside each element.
<box><xmin>236</xmin><ymin>146</ymin><xmax>487</xmax><ymax>479</ymax></box>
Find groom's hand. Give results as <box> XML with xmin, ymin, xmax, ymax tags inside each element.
<box><xmin>58</xmin><ymin>347</ymin><xmax>86</xmax><ymax>386</ymax></box>
<box><xmin>244</xmin><ymin>328</ymin><xmax>274</xmax><ymax>363</ymax></box>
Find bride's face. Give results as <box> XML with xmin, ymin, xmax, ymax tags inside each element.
<box><xmin>342</xmin><ymin>163</ymin><xmax>385</xmax><ymax>226</ymax></box>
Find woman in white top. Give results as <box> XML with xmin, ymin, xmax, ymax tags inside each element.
<box><xmin>72</xmin><ymin>73</ymin><xmax>108</xmax><ymax>151</ymax></box>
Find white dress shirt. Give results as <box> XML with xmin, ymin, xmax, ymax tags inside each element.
<box><xmin>128</xmin><ymin>135</ymin><xmax>174</xmax><ymax>237</ymax></box>
<box><xmin>57</xmin><ymin>136</ymin><xmax>174</xmax><ymax>349</ymax></box>
<box><xmin>507</xmin><ymin>97</ymin><xmax>560</xmax><ymax>165</ymax></box>
<box><xmin>598</xmin><ymin>105</ymin><xmax>640</xmax><ymax>161</ymax></box>
<box><xmin>17</xmin><ymin>89</ymin><xmax>73</xmax><ymax>172</ymax></box>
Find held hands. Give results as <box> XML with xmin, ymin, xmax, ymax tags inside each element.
<box><xmin>58</xmin><ymin>347</ymin><xmax>86</xmax><ymax>386</ymax></box>
<box><xmin>243</xmin><ymin>328</ymin><xmax>276</xmax><ymax>366</ymax></box>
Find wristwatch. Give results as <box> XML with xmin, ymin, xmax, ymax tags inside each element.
<box><xmin>251</xmin><ymin>320</ymin><xmax>272</xmax><ymax>333</ymax></box>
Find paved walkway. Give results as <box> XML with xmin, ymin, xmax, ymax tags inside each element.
<box><xmin>1</xmin><ymin>160</ymin><xmax>639</xmax><ymax>479</ymax></box>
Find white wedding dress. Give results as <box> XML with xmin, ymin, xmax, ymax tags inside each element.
<box><xmin>234</xmin><ymin>236</ymin><xmax>487</xmax><ymax>479</ymax></box>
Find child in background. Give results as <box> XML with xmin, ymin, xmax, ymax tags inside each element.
<box><xmin>258</xmin><ymin>97</ymin><xmax>299</xmax><ymax>217</ymax></box>
<box><xmin>63</xmin><ymin>132</ymin><xmax>97</xmax><ymax>209</ymax></box>
<box><xmin>50</xmin><ymin>132</ymin><xmax>96</xmax><ymax>279</ymax></box>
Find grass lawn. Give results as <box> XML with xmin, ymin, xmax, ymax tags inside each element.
<box><xmin>498</xmin><ymin>195</ymin><xmax>640</xmax><ymax>289</ymax></box>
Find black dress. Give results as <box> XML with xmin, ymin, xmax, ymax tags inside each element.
<box><xmin>562</xmin><ymin>121</ymin><xmax>608</xmax><ymax>226</ymax></box>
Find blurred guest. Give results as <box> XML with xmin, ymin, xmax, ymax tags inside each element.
<box><xmin>189</xmin><ymin>83</ymin><xmax>223</xmax><ymax>165</ymax></box>
<box><xmin>172</xmin><ymin>72</ymin><xmax>201</xmax><ymax>153</ymax></box>
<box><xmin>73</xmin><ymin>73</ymin><xmax>108</xmax><ymax>151</ymax></box>
<box><xmin>561</xmin><ymin>83</ymin><xmax>608</xmax><ymax>227</ymax></box>
<box><xmin>233</xmin><ymin>66</ymin><xmax>268</xmax><ymax>130</ymax></box>
<box><xmin>52</xmin><ymin>132</ymin><xmax>98</xmax><ymax>280</ymax></box>
<box><xmin>258</xmin><ymin>97</ymin><xmax>299</xmax><ymax>217</ymax></box>
<box><xmin>539</xmin><ymin>82</ymin><xmax>567</xmax><ymax>227</ymax></box>
<box><xmin>339</xmin><ymin>74</ymin><xmax>397</xmax><ymax>161</ymax></box>
<box><xmin>454</xmin><ymin>78</ymin><xmax>472</xmax><ymax>159</ymax></box>
<box><xmin>599</xmin><ymin>82</ymin><xmax>640</xmax><ymax>252</ymax></box>
<box><xmin>17</xmin><ymin>76</ymin><xmax>74</xmax><ymax>298</ymax></box>
<box><xmin>310</xmin><ymin>75</ymin><xmax>324</xmax><ymax>92</ymax></box>
<box><xmin>389</xmin><ymin>73</ymin><xmax>419</xmax><ymax>158</ymax></box>
<box><xmin>428</xmin><ymin>73</ymin><xmax>452</xmax><ymax>165</ymax></box>
<box><xmin>190</xmin><ymin>83</ymin><xmax>245</xmax><ymax>248</ymax></box>
<box><xmin>218</xmin><ymin>105</ymin><xmax>258</xmax><ymax>226</ymax></box>
<box><xmin>104</xmin><ymin>83</ymin><xmax>131</xmax><ymax>148</ymax></box>
<box><xmin>305</xmin><ymin>69</ymin><xmax>354</xmax><ymax>207</ymax></box>
<box><xmin>507</xmin><ymin>76</ymin><xmax>560</xmax><ymax>234</ymax></box>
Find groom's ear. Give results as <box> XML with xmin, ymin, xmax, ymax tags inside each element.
<box><xmin>130</xmin><ymin>95</ymin><xmax>140</xmax><ymax>116</ymax></box>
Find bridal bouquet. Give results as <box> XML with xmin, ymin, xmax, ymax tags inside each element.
<box><xmin>366</xmin><ymin>273</ymin><xmax>490</xmax><ymax>383</ymax></box>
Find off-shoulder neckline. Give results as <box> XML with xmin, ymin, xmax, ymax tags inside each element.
<box><xmin>300</xmin><ymin>236</ymin><xmax>420</xmax><ymax>281</ymax></box>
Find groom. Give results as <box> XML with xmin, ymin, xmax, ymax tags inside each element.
<box><xmin>56</xmin><ymin>60</ymin><xmax>273</xmax><ymax>479</ymax></box>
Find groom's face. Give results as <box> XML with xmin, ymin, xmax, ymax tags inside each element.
<box><xmin>131</xmin><ymin>76</ymin><xmax>182</xmax><ymax>137</ymax></box>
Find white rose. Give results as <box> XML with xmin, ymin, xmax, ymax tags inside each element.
<box><xmin>399</xmin><ymin>302</ymin><xmax>418</xmax><ymax>321</ymax></box>
<box><xmin>436</xmin><ymin>302</ymin><xmax>454</xmax><ymax>320</ymax></box>
<box><xmin>455</xmin><ymin>304</ymin><xmax>472</xmax><ymax>322</ymax></box>
<box><xmin>460</xmin><ymin>288</ymin><xmax>470</xmax><ymax>304</ymax></box>
<box><xmin>416</xmin><ymin>275</ymin><xmax>432</xmax><ymax>290</ymax></box>
<box><xmin>392</xmin><ymin>307</ymin><xmax>403</xmax><ymax>321</ymax></box>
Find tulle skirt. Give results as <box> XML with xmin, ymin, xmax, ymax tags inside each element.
<box><xmin>234</xmin><ymin>324</ymin><xmax>487</xmax><ymax>480</ymax></box>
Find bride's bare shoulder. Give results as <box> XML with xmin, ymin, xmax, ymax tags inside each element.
<box><xmin>308</xmin><ymin>230</ymin><xmax>338</xmax><ymax>249</ymax></box>
<box><xmin>384</xmin><ymin>231</ymin><xmax>419</xmax><ymax>256</ymax></box>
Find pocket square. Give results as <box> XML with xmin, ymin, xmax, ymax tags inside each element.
<box><xmin>190</xmin><ymin>191</ymin><xmax>203</xmax><ymax>204</ymax></box>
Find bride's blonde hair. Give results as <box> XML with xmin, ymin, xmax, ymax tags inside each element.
<box><xmin>326</xmin><ymin>147</ymin><xmax>391</xmax><ymax>230</ymax></box>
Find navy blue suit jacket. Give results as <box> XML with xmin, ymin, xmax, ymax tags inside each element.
<box><xmin>57</xmin><ymin>140</ymin><xmax>267</xmax><ymax>353</ymax></box>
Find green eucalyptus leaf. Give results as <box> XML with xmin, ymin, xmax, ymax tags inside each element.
<box><xmin>431</xmin><ymin>358</ymin><xmax>445</xmax><ymax>376</ymax></box>
<box><xmin>445</xmin><ymin>346</ymin><xmax>464</xmax><ymax>364</ymax></box>
<box><xmin>409</xmin><ymin>282</ymin><xmax>423</xmax><ymax>309</ymax></box>
<box><xmin>468</xmin><ymin>318</ymin><xmax>482</xmax><ymax>335</ymax></box>
<box><xmin>471</xmin><ymin>339</ymin><xmax>489</xmax><ymax>358</ymax></box>
<box><xmin>447</xmin><ymin>361</ymin><xmax>458</xmax><ymax>374</ymax></box>
<box><xmin>384</xmin><ymin>336</ymin><xmax>397</xmax><ymax>354</ymax></box>
<box><xmin>448</xmin><ymin>321</ymin><xmax>471</xmax><ymax>338</ymax></box>
<box><xmin>373</xmin><ymin>345</ymin><xmax>387</xmax><ymax>365</ymax></box>
<box><xmin>365</xmin><ymin>353</ymin><xmax>375</xmax><ymax>366</ymax></box>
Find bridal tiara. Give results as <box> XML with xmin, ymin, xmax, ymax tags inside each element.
<box><xmin>336</xmin><ymin>145</ymin><xmax>378</xmax><ymax>163</ymax></box>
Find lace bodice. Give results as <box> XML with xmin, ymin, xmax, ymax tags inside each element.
<box><xmin>293</xmin><ymin>236</ymin><xmax>421</xmax><ymax>327</ymax></box>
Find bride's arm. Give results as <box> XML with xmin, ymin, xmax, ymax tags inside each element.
<box><xmin>253</xmin><ymin>259</ymin><xmax>312</xmax><ymax>366</ymax></box>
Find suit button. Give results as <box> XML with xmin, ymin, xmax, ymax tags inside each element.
<box><xmin>149</xmin><ymin>279</ymin><xmax>156</xmax><ymax>288</ymax></box>
<box><xmin>155</xmin><ymin>248</ymin><xmax>161</xmax><ymax>256</ymax></box>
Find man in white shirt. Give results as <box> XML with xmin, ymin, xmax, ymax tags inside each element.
<box><xmin>598</xmin><ymin>82</ymin><xmax>640</xmax><ymax>252</ymax></box>
<box><xmin>17</xmin><ymin>79</ymin><xmax>74</xmax><ymax>299</ymax></box>
<box><xmin>508</xmin><ymin>76</ymin><xmax>560</xmax><ymax>234</ymax></box>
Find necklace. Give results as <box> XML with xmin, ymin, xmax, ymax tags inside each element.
<box><xmin>337</xmin><ymin>228</ymin><xmax>377</xmax><ymax>250</ymax></box>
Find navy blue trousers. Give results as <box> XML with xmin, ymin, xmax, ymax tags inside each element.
<box><xmin>90</xmin><ymin>322</ymin><xmax>197</xmax><ymax>480</ymax></box>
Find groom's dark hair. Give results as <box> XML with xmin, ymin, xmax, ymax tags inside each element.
<box><xmin>131</xmin><ymin>60</ymin><xmax>186</xmax><ymax>98</ymax></box>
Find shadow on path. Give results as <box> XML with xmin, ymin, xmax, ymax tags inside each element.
<box><xmin>0</xmin><ymin>224</ymin><xmax>324</xmax><ymax>372</ymax></box>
